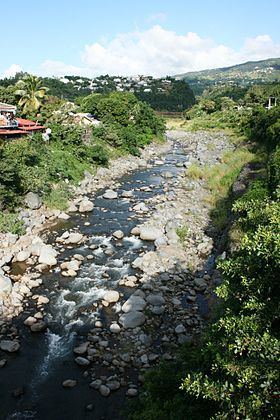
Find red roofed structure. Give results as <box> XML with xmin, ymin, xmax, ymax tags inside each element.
<box><xmin>0</xmin><ymin>102</ymin><xmax>45</xmax><ymax>137</ymax></box>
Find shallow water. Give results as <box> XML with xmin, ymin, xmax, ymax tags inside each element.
<box><xmin>0</xmin><ymin>142</ymin><xmax>200</xmax><ymax>420</ymax></box>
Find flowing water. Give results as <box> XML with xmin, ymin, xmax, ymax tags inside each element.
<box><xmin>0</xmin><ymin>141</ymin><xmax>203</xmax><ymax>420</ymax></box>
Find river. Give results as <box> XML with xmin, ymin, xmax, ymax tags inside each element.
<box><xmin>1</xmin><ymin>138</ymin><xmax>196</xmax><ymax>420</ymax></box>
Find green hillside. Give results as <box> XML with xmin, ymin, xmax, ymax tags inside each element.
<box><xmin>176</xmin><ymin>57</ymin><xmax>280</xmax><ymax>95</ymax></box>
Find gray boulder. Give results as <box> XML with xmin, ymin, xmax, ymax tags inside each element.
<box><xmin>119</xmin><ymin>311</ymin><xmax>146</xmax><ymax>329</ymax></box>
<box><xmin>122</xmin><ymin>295</ymin><xmax>146</xmax><ymax>313</ymax></box>
<box><xmin>24</xmin><ymin>192</ymin><xmax>42</xmax><ymax>210</ymax></box>
<box><xmin>139</xmin><ymin>226</ymin><xmax>162</xmax><ymax>241</ymax></box>
<box><xmin>146</xmin><ymin>294</ymin><xmax>165</xmax><ymax>306</ymax></box>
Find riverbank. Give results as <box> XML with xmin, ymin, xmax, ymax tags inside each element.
<box><xmin>1</xmin><ymin>129</ymin><xmax>241</xmax><ymax>419</ymax></box>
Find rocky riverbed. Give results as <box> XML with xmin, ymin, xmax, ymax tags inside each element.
<box><xmin>0</xmin><ymin>130</ymin><xmax>234</xmax><ymax>419</ymax></box>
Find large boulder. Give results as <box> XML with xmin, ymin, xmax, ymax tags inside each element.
<box><xmin>0</xmin><ymin>275</ymin><xmax>12</xmax><ymax>296</ymax></box>
<box><xmin>24</xmin><ymin>192</ymin><xmax>42</xmax><ymax>210</ymax></box>
<box><xmin>139</xmin><ymin>226</ymin><xmax>162</xmax><ymax>241</ymax></box>
<box><xmin>38</xmin><ymin>245</ymin><xmax>58</xmax><ymax>266</ymax></box>
<box><xmin>119</xmin><ymin>311</ymin><xmax>146</xmax><ymax>329</ymax></box>
<box><xmin>122</xmin><ymin>295</ymin><xmax>146</xmax><ymax>313</ymax></box>
<box><xmin>79</xmin><ymin>198</ymin><xmax>94</xmax><ymax>213</ymax></box>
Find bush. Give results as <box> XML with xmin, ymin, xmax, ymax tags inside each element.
<box><xmin>268</xmin><ymin>145</ymin><xmax>280</xmax><ymax>193</ymax></box>
<box><xmin>43</xmin><ymin>182</ymin><xmax>71</xmax><ymax>211</ymax></box>
<box><xmin>0</xmin><ymin>212</ymin><xmax>25</xmax><ymax>235</ymax></box>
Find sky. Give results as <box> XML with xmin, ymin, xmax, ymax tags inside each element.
<box><xmin>1</xmin><ymin>0</ymin><xmax>280</xmax><ymax>78</ymax></box>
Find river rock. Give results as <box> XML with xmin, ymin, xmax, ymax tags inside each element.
<box><xmin>0</xmin><ymin>275</ymin><xmax>12</xmax><ymax>296</ymax></box>
<box><xmin>74</xmin><ymin>341</ymin><xmax>89</xmax><ymax>355</ymax></box>
<box><xmin>38</xmin><ymin>245</ymin><xmax>58</xmax><ymax>266</ymax></box>
<box><xmin>62</xmin><ymin>379</ymin><xmax>77</xmax><ymax>388</ymax></box>
<box><xmin>68</xmin><ymin>203</ymin><xmax>78</xmax><ymax>212</ymax></box>
<box><xmin>24</xmin><ymin>192</ymin><xmax>42</xmax><ymax>210</ymax></box>
<box><xmin>131</xmin><ymin>227</ymin><xmax>140</xmax><ymax>236</ymax></box>
<box><xmin>194</xmin><ymin>277</ymin><xmax>207</xmax><ymax>290</ymax></box>
<box><xmin>122</xmin><ymin>295</ymin><xmax>146</xmax><ymax>313</ymax></box>
<box><xmin>79</xmin><ymin>198</ymin><xmax>94</xmax><ymax>213</ymax></box>
<box><xmin>16</xmin><ymin>250</ymin><xmax>31</xmax><ymax>262</ymax></box>
<box><xmin>107</xmin><ymin>380</ymin><xmax>120</xmax><ymax>391</ymax></box>
<box><xmin>0</xmin><ymin>340</ymin><xmax>20</xmax><ymax>352</ymax></box>
<box><xmin>67</xmin><ymin>269</ymin><xmax>77</xmax><ymax>277</ymax></box>
<box><xmin>0</xmin><ymin>359</ymin><xmax>7</xmax><ymax>367</ymax></box>
<box><xmin>126</xmin><ymin>388</ymin><xmax>138</xmax><ymax>397</ymax></box>
<box><xmin>103</xmin><ymin>291</ymin><xmax>120</xmax><ymax>303</ymax></box>
<box><xmin>37</xmin><ymin>295</ymin><xmax>49</xmax><ymax>305</ymax></box>
<box><xmin>58</xmin><ymin>212</ymin><xmax>70</xmax><ymax>220</ymax></box>
<box><xmin>121</xmin><ymin>190</ymin><xmax>133</xmax><ymax>198</ymax></box>
<box><xmin>30</xmin><ymin>321</ymin><xmax>47</xmax><ymax>332</ymax></box>
<box><xmin>139</xmin><ymin>226</ymin><xmax>162</xmax><ymax>241</ymax></box>
<box><xmin>152</xmin><ymin>306</ymin><xmax>165</xmax><ymax>315</ymax></box>
<box><xmin>175</xmin><ymin>324</ymin><xmax>186</xmax><ymax>334</ymax></box>
<box><xmin>64</xmin><ymin>233</ymin><xmax>83</xmax><ymax>244</ymax></box>
<box><xmin>112</xmin><ymin>230</ymin><xmax>124</xmax><ymax>240</ymax></box>
<box><xmin>24</xmin><ymin>316</ymin><xmax>37</xmax><ymax>326</ymax></box>
<box><xmin>31</xmin><ymin>237</ymin><xmax>44</xmax><ymax>256</ymax></box>
<box><xmin>119</xmin><ymin>311</ymin><xmax>146</xmax><ymax>329</ymax></box>
<box><xmin>90</xmin><ymin>379</ymin><xmax>102</xmax><ymax>389</ymax></box>
<box><xmin>103</xmin><ymin>190</ymin><xmax>118</xmax><ymax>199</ymax></box>
<box><xmin>60</xmin><ymin>260</ymin><xmax>80</xmax><ymax>272</ymax></box>
<box><xmin>133</xmin><ymin>203</ymin><xmax>149</xmax><ymax>212</ymax></box>
<box><xmin>146</xmin><ymin>294</ymin><xmax>165</xmax><ymax>306</ymax></box>
<box><xmin>75</xmin><ymin>357</ymin><xmax>90</xmax><ymax>366</ymax></box>
<box><xmin>109</xmin><ymin>323</ymin><xmax>121</xmax><ymax>333</ymax></box>
<box><xmin>99</xmin><ymin>385</ymin><xmax>110</xmax><ymax>397</ymax></box>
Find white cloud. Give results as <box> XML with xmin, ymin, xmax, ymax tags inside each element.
<box><xmin>1</xmin><ymin>64</ymin><xmax>23</xmax><ymax>78</ymax></box>
<box><xmin>3</xmin><ymin>27</ymin><xmax>280</xmax><ymax>79</ymax></box>
<box><xmin>241</xmin><ymin>35</ymin><xmax>280</xmax><ymax>61</ymax></box>
<box><xmin>79</xmin><ymin>26</ymin><xmax>280</xmax><ymax>76</ymax></box>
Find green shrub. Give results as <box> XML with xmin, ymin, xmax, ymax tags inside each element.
<box><xmin>268</xmin><ymin>145</ymin><xmax>280</xmax><ymax>193</ymax></box>
<box><xmin>176</xmin><ymin>224</ymin><xmax>190</xmax><ymax>243</ymax></box>
<box><xmin>0</xmin><ymin>212</ymin><xmax>25</xmax><ymax>235</ymax></box>
<box><xmin>43</xmin><ymin>182</ymin><xmax>71</xmax><ymax>211</ymax></box>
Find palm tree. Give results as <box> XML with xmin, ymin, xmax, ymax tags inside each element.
<box><xmin>15</xmin><ymin>75</ymin><xmax>49</xmax><ymax>115</ymax></box>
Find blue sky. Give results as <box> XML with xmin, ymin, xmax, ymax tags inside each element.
<box><xmin>1</xmin><ymin>0</ymin><xmax>280</xmax><ymax>77</ymax></box>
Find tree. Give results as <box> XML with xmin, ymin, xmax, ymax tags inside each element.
<box><xmin>15</xmin><ymin>75</ymin><xmax>49</xmax><ymax>115</ymax></box>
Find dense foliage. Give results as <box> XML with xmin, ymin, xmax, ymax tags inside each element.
<box><xmin>0</xmin><ymin>86</ymin><xmax>164</xmax><ymax>213</ymax></box>
<box><xmin>136</xmin><ymin>80</ymin><xmax>195</xmax><ymax>111</ymax></box>
<box><xmin>0</xmin><ymin>73</ymin><xmax>195</xmax><ymax>112</ymax></box>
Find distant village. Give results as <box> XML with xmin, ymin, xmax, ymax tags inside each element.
<box><xmin>57</xmin><ymin>74</ymin><xmax>173</xmax><ymax>93</ymax></box>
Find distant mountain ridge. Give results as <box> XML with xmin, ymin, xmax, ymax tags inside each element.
<box><xmin>175</xmin><ymin>57</ymin><xmax>280</xmax><ymax>95</ymax></box>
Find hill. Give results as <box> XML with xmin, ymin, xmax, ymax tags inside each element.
<box><xmin>175</xmin><ymin>57</ymin><xmax>280</xmax><ymax>95</ymax></box>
